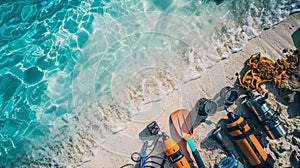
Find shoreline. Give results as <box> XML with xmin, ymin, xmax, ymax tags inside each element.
<box><xmin>81</xmin><ymin>13</ymin><xmax>300</xmax><ymax>168</ymax></box>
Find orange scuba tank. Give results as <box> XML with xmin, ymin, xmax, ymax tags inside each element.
<box><xmin>162</xmin><ymin>133</ymin><xmax>191</xmax><ymax>168</ymax></box>
<box><xmin>226</xmin><ymin>112</ymin><xmax>274</xmax><ymax>168</ymax></box>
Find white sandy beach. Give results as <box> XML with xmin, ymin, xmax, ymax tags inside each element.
<box><xmin>82</xmin><ymin>13</ymin><xmax>300</xmax><ymax>168</ymax></box>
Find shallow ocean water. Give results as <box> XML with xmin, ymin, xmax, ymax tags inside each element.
<box><xmin>0</xmin><ymin>0</ymin><xmax>299</xmax><ymax>167</ymax></box>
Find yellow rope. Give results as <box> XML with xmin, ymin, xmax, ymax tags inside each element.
<box><xmin>237</xmin><ymin>51</ymin><xmax>299</xmax><ymax>94</ymax></box>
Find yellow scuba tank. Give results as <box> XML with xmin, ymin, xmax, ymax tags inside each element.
<box><xmin>162</xmin><ymin>133</ymin><xmax>191</xmax><ymax>168</ymax></box>
<box><xmin>226</xmin><ymin>112</ymin><xmax>274</xmax><ymax>167</ymax></box>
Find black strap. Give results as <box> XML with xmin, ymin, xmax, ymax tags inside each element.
<box><xmin>228</xmin><ymin>120</ymin><xmax>265</xmax><ymax>163</ymax></box>
<box><xmin>227</xmin><ymin>120</ymin><xmax>247</xmax><ymax>132</ymax></box>
<box><xmin>231</xmin><ymin>129</ymin><xmax>254</xmax><ymax>140</ymax></box>
<box><xmin>238</xmin><ymin>124</ymin><xmax>265</xmax><ymax>163</ymax></box>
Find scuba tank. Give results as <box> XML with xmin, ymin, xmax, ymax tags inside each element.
<box><xmin>226</xmin><ymin>112</ymin><xmax>274</xmax><ymax>168</ymax></box>
<box><xmin>246</xmin><ymin>92</ymin><xmax>287</xmax><ymax>139</ymax></box>
<box><xmin>211</xmin><ymin>127</ymin><xmax>244</xmax><ymax>168</ymax></box>
<box><xmin>162</xmin><ymin>133</ymin><xmax>191</xmax><ymax>168</ymax></box>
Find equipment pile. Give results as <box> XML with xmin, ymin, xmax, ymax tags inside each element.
<box><xmin>121</xmin><ymin>50</ymin><xmax>299</xmax><ymax>168</ymax></box>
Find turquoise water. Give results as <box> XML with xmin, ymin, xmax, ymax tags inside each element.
<box><xmin>0</xmin><ymin>0</ymin><xmax>299</xmax><ymax>167</ymax></box>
